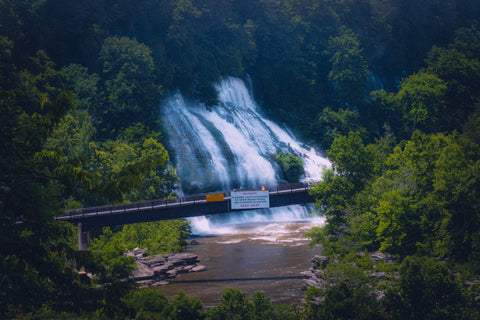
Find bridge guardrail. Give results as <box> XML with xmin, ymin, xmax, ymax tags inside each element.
<box><xmin>58</xmin><ymin>181</ymin><xmax>316</xmax><ymax>221</ymax></box>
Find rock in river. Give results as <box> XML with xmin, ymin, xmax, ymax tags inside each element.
<box><xmin>126</xmin><ymin>249</ymin><xmax>206</xmax><ymax>287</ymax></box>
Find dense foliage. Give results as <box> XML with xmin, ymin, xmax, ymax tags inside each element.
<box><xmin>91</xmin><ymin>220</ymin><xmax>191</xmax><ymax>257</ymax></box>
<box><xmin>2</xmin><ymin>0</ymin><xmax>480</xmax><ymax>139</ymax></box>
<box><xmin>1</xmin><ymin>0</ymin><xmax>480</xmax><ymax>318</ymax></box>
<box><xmin>306</xmin><ymin>25</ymin><xmax>480</xmax><ymax>319</ymax></box>
<box><xmin>274</xmin><ymin>152</ymin><xmax>305</xmax><ymax>183</ymax></box>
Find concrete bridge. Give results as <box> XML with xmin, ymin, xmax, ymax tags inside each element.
<box><xmin>56</xmin><ymin>182</ymin><xmax>317</xmax><ymax>249</ymax></box>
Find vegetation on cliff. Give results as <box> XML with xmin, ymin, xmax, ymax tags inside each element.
<box><xmin>306</xmin><ymin>29</ymin><xmax>480</xmax><ymax>320</ymax></box>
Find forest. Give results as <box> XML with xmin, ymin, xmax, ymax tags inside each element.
<box><xmin>1</xmin><ymin>0</ymin><xmax>480</xmax><ymax>318</ymax></box>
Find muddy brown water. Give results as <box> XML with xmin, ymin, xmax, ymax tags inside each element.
<box><xmin>156</xmin><ymin>206</ymin><xmax>325</xmax><ymax>307</ymax></box>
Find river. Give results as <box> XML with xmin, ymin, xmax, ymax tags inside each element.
<box><xmin>159</xmin><ymin>76</ymin><xmax>329</xmax><ymax>306</ymax></box>
<box><xmin>156</xmin><ymin>205</ymin><xmax>325</xmax><ymax>307</ymax></box>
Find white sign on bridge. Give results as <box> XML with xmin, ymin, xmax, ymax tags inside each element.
<box><xmin>231</xmin><ymin>190</ymin><xmax>270</xmax><ymax>210</ymax></box>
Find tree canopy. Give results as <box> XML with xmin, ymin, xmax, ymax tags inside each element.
<box><xmin>1</xmin><ymin>0</ymin><xmax>480</xmax><ymax>318</ymax></box>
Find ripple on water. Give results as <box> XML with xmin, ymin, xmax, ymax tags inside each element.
<box><xmin>156</xmin><ymin>208</ymin><xmax>326</xmax><ymax>306</ymax></box>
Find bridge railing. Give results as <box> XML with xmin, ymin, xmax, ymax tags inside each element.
<box><xmin>59</xmin><ymin>181</ymin><xmax>315</xmax><ymax>220</ymax></box>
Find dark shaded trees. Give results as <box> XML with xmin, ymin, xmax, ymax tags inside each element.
<box><xmin>326</xmin><ymin>27</ymin><xmax>369</xmax><ymax>107</ymax></box>
<box><xmin>97</xmin><ymin>36</ymin><xmax>161</xmax><ymax>137</ymax></box>
<box><xmin>328</xmin><ymin>132</ymin><xmax>374</xmax><ymax>188</ymax></box>
<box><xmin>206</xmin><ymin>287</ymin><xmax>299</xmax><ymax>320</ymax></box>
<box><xmin>304</xmin><ymin>263</ymin><xmax>383</xmax><ymax>320</ymax></box>
<box><xmin>0</xmin><ymin>46</ymin><xmax>95</xmax><ymax>317</ymax></box>
<box><xmin>315</xmin><ymin>107</ymin><xmax>364</xmax><ymax>149</ymax></box>
<box><xmin>425</xmin><ymin>44</ymin><xmax>480</xmax><ymax>131</ymax></box>
<box><xmin>0</xmin><ymin>26</ymin><xmax>179</xmax><ymax>318</ymax></box>
<box><xmin>383</xmin><ymin>256</ymin><xmax>466</xmax><ymax>320</ymax></box>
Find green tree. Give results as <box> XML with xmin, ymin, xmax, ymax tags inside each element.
<box><xmin>315</xmin><ymin>107</ymin><xmax>365</xmax><ymax>149</ymax></box>
<box><xmin>61</xmin><ymin>64</ymin><xmax>100</xmax><ymax>114</ymax></box>
<box><xmin>374</xmin><ymin>132</ymin><xmax>450</xmax><ymax>256</ymax></box>
<box><xmin>251</xmin><ymin>291</ymin><xmax>275</xmax><ymax>320</ymax></box>
<box><xmin>0</xmin><ymin>50</ymin><xmax>99</xmax><ymax>317</ymax></box>
<box><xmin>326</xmin><ymin>27</ymin><xmax>368</xmax><ymax>106</ymax></box>
<box><xmin>0</xmin><ymin>35</ymin><xmax>14</xmax><ymax>87</ymax></box>
<box><xmin>309</xmin><ymin>169</ymin><xmax>355</xmax><ymax>241</ymax></box>
<box><xmin>84</xmin><ymin>132</ymin><xmax>175</xmax><ymax>204</ymax></box>
<box><xmin>88</xmin><ymin>227</ymin><xmax>136</xmax><ymax>317</ymax></box>
<box><xmin>463</xmin><ymin>103</ymin><xmax>480</xmax><ymax>145</ymax></box>
<box><xmin>127</xmin><ymin>137</ymin><xmax>178</xmax><ymax>202</ymax></box>
<box><xmin>304</xmin><ymin>263</ymin><xmax>382</xmax><ymax>320</ymax></box>
<box><xmin>274</xmin><ymin>152</ymin><xmax>305</xmax><ymax>183</ymax></box>
<box><xmin>328</xmin><ymin>131</ymin><xmax>374</xmax><ymax>188</ymax></box>
<box><xmin>363</xmin><ymin>90</ymin><xmax>403</xmax><ymax>140</ymax></box>
<box><xmin>375</xmin><ymin>188</ymin><xmax>420</xmax><ymax>255</ymax></box>
<box><xmin>383</xmin><ymin>256</ymin><xmax>465</xmax><ymax>320</ymax></box>
<box><xmin>98</xmin><ymin>36</ymin><xmax>161</xmax><ymax>137</ymax></box>
<box><xmin>207</xmin><ymin>287</ymin><xmax>253</xmax><ymax>320</ymax></box>
<box><xmin>165</xmin><ymin>0</ymin><xmax>223</xmax><ymax>105</ymax></box>
<box><xmin>123</xmin><ymin>288</ymin><xmax>170</xmax><ymax>319</ymax></box>
<box><xmin>168</xmin><ymin>290</ymin><xmax>205</xmax><ymax>320</ymax></box>
<box><xmin>426</xmin><ymin>46</ymin><xmax>480</xmax><ymax>130</ymax></box>
<box><xmin>46</xmin><ymin>109</ymin><xmax>95</xmax><ymax>159</ymax></box>
<box><xmin>396</xmin><ymin>71</ymin><xmax>447</xmax><ymax>134</ymax></box>
<box><xmin>17</xmin><ymin>50</ymin><xmax>70</xmax><ymax>113</ymax></box>
<box><xmin>451</xmin><ymin>25</ymin><xmax>480</xmax><ymax>59</ymax></box>
<box><xmin>431</xmin><ymin>133</ymin><xmax>480</xmax><ymax>262</ymax></box>
<box><xmin>119</xmin><ymin>220</ymin><xmax>191</xmax><ymax>254</ymax></box>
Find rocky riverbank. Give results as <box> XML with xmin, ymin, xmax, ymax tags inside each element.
<box><xmin>301</xmin><ymin>252</ymin><xmax>396</xmax><ymax>299</ymax></box>
<box><xmin>127</xmin><ymin>248</ymin><xmax>206</xmax><ymax>287</ymax></box>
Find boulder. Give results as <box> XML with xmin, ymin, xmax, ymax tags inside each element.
<box><xmin>132</xmin><ymin>263</ymin><xmax>155</xmax><ymax>280</ymax></box>
<box><xmin>182</xmin><ymin>265</ymin><xmax>195</xmax><ymax>272</ymax></box>
<box><xmin>301</xmin><ymin>270</ymin><xmax>316</xmax><ymax>279</ymax></box>
<box><xmin>144</xmin><ymin>255</ymin><xmax>166</xmax><ymax>267</ymax></box>
<box><xmin>303</xmin><ymin>279</ymin><xmax>321</xmax><ymax>289</ymax></box>
<box><xmin>313</xmin><ymin>269</ymin><xmax>325</xmax><ymax>278</ymax></box>
<box><xmin>131</xmin><ymin>252</ymin><xmax>205</xmax><ymax>286</ymax></box>
<box><xmin>137</xmin><ymin>279</ymin><xmax>155</xmax><ymax>287</ymax></box>
<box><xmin>167</xmin><ymin>253</ymin><xmax>199</xmax><ymax>266</ymax></box>
<box><xmin>166</xmin><ymin>269</ymin><xmax>179</xmax><ymax>278</ymax></box>
<box><xmin>370</xmin><ymin>252</ymin><xmax>394</xmax><ymax>262</ymax></box>
<box><xmin>310</xmin><ymin>255</ymin><xmax>329</xmax><ymax>268</ymax></box>
<box><xmin>152</xmin><ymin>264</ymin><xmax>173</xmax><ymax>276</ymax></box>
<box><xmin>190</xmin><ymin>265</ymin><xmax>206</xmax><ymax>272</ymax></box>
<box><xmin>133</xmin><ymin>247</ymin><xmax>148</xmax><ymax>259</ymax></box>
<box><xmin>369</xmin><ymin>272</ymin><xmax>387</xmax><ymax>279</ymax></box>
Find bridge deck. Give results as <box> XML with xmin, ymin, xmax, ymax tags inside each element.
<box><xmin>56</xmin><ymin>183</ymin><xmax>316</xmax><ymax>230</ymax></box>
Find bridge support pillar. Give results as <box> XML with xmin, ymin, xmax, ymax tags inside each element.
<box><xmin>78</xmin><ymin>223</ymin><xmax>91</xmax><ymax>251</ymax></box>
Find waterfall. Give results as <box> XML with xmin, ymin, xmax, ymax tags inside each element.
<box><xmin>186</xmin><ymin>204</ymin><xmax>326</xmax><ymax>237</ymax></box>
<box><xmin>161</xmin><ymin>77</ymin><xmax>330</xmax><ymax>234</ymax></box>
<box><xmin>161</xmin><ymin>77</ymin><xmax>330</xmax><ymax>194</ymax></box>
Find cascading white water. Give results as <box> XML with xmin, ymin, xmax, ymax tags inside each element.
<box><xmin>188</xmin><ymin>204</ymin><xmax>326</xmax><ymax>239</ymax></box>
<box><xmin>162</xmin><ymin>77</ymin><xmax>330</xmax><ymax>191</ymax></box>
<box><xmin>161</xmin><ymin>77</ymin><xmax>330</xmax><ymax>235</ymax></box>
